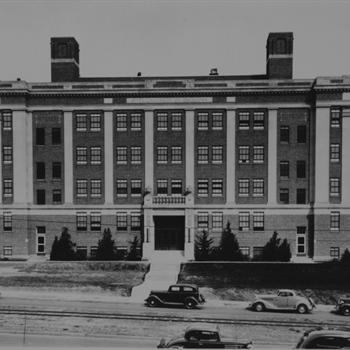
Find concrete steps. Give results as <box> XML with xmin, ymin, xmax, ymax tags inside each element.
<box><xmin>131</xmin><ymin>251</ymin><xmax>185</xmax><ymax>298</ymax></box>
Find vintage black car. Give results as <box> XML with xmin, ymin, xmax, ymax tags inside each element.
<box><xmin>145</xmin><ymin>283</ymin><xmax>205</xmax><ymax>309</ymax></box>
<box><xmin>157</xmin><ymin>324</ymin><xmax>252</xmax><ymax>349</ymax></box>
<box><xmin>335</xmin><ymin>296</ymin><xmax>350</xmax><ymax>316</ymax></box>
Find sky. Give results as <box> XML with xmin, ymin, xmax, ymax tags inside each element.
<box><xmin>0</xmin><ymin>0</ymin><xmax>350</xmax><ymax>83</ymax></box>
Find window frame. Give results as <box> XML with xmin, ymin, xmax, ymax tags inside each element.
<box><xmin>197</xmin><ymin>179</ymin><xmax>209</xmax><ymax>197</ymax></box>
<box><xmin>253</xmin><ymin>212</ymin><xmax>264</xmax><ymax>231</ymax></box>
<box><xmin>76</xmin><ymin>212</ymin><xmax>87</xmax><ymax>231</ymax></box>
<box><xmin>90</xmin><ymin>212</ymin><xmax>101</xmax><ymax>231</ymax></box>
<box><xmin>77</xmin><ymin>179</ymin><xmax>88</xmax><ymax>197</ymax></box>
<box><xmin>238</xmin><ymin>179</ymin><xmax>249</xmax><ymax>197</ymax></box>
<box><xmin>76</xmin><ymin>147</ymin><xmax>88</xmax><ymax>165</ymax></box>
<box><xmin>116</xmin><ymin>179</ymin><xmax>128</xmax><ymax>197</ymax></box>
<box><xmin>239</xmin><ymin>212</ymin><xmax>249</xmax><ymax>231</ymax></box>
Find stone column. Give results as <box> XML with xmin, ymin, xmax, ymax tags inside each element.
<box><xmin>226</xmin><ymin>109</ymin><xmax>236</xmax><ymax>203</ymax></box>
<box><xmin>64</xmin><ymin>111</ymin><xmax>73</xmax><ymax>204</ymax></box>
<box><xmin>104</xmin><ymin>111</ymin><xmax>114</xmax><ymax>204</ymax></box>
<box><xmin>314</xmin><ymin>107</ymin><xmax>330</xmax><ymax>204</ymax></box>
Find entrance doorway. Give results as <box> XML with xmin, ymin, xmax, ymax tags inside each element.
<box><xmin>154</xmin><ymin>216</ymin><xmax>185</xmax><ymax>250</ymax></box>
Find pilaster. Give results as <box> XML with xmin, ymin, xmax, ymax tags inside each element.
<box><xmin>104</xmin><ymin>111</ymin><xmax>113</xmax><ymax>204</ymax></box>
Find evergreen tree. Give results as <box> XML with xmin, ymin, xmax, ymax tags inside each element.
<box><xmin>194</xmin><ymin>229</ymin><xmax>213</xmax><ymax>261</ymax></box>
<box><xmin>50</xmin><ymin>227</ymin><xmax>77</xmax><ymax>261</ymax></box>
<box><xmin>126</xmin><ymin>235</ymin><xmax>141</xmax><ymax>261</ymax></box>
<box><xmin>278</xmin><ymin>238</ymin><xmax>292</xmax><ymax>262</ymax></box>
<box><xmin>218</xmin><ymin>221</ymin><xmax>243</xmax><ymax>261</ymax></box>
<box><xmin>261</xmin><ymin>231</ymin><xmax>291</xmax><ymax>262</ymax></box>
<box><xmin>340</xmin><ymin>248</ymin><xmax>350</xmax><ymax>264</ymax></box>
<box><xmin>96</xmin><ymin>228</ymin><xmax>116</xmax><ymax>261</ymax></box>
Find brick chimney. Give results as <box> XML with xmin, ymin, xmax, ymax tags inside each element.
<box><xmin>51</xmin><ymin>37</ymin><xmax>80</xmax><ymax>82</ymax></box>
<box><xmin>266</xmin><ymin>32</ymin><xmax>293</xmax><ymax>79</ymax></box>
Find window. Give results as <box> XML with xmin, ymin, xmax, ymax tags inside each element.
<box><xmin>253</xmin><ymin>247</ymin><xmax>263</xmax><ymax>259</ymax></box>
<box><xmin>330</xmin><ymin>144</ymin><xmax>340</xmax><ymax>162</ymax></box>
<box><xmin>52</xmin><ymin>162</ymin><xmax>61</xmax><ymax>179</ymax></box>
<box><xmin>198</xmin><ymin>212</ymin><xmax>209</xmax><ymax>228</ymax></box>
<box><xmin>330</xmin><ymin>178</ymin><xmax>340</xmax><ymax>197</ymax></box>
<box><xmin>296</xmin><ymin>188</ymin><xmax>306</xmax><ymax>204</ymax></box>
<box><xmin>212</xmin><ymin>146</ymin><xmax>223</xmax><ymax>164</ymax></box>
<box><xmin>171</xmin><ymin>179</ymin><xmax>182</xmax><ymax>196</ymax></box>
<box><xmin>37</xmin><ymin>189</ymin><xmax>46</xmax><ymax>205</ymax></box>
<box><xmin>52</xmin><ymin>189</ymin><xmax>61</xmax><ymax>204</ymax></box>
<box><xmin>36</xmin><ymin>128</ymin><xmax>45</xmax><ymax>145</ymax></box>
<box><xmin>2</xmin><ymin>112</ymin><xmax>12</xmax><ymax>130</ymax></box>
<box><xmin>90</xmin><ymin>113</ymin><xmax>101</xmax><ymax>131</ymax></box>
<box><xmin>198</xmin><ymin>113</ymin><xmax>209</xmax><ymax>130</ymax></box>
<box><xmin>116</xmin><ymin>179</ymin><xmax>127</xmax><ymax>197</ymax></box>
<box><xmin>157</xmin><ymin>179</ymin><xmax>167</xmax><ymax>196</ymax></box>
<box><xmin>171</xmin><ymin>113</ymin><xmax>182</xmax><ymax>130</ymax></box>
<box><xmin>297</xmin><ymin>125</ymin><xmax>307</xmax><ymax>143</ymax></box>
<box><xmin>3</xmin><ymin>179</ymin><xmax>12</xmax><ymax>197</ymax></box>
<box><xmin>253</xmin><ymin>146</ymin><xmax>264</xmax><ymax>163</ymax></box>
<box><xmin>331</xmin><ymin>212</ymin><xmax>340</xmax><ymax>230</ymax></box>
<box><xmin>240</xmin><ymin>247</ymin><xmax>250</xmax><ymax>257</ymax></box>
<box><xmin>76</xmin><ymin>113</ymin><xmax>87</xmax><ymax>131</ymax></box>
<box><xmin>3</xmin><ymin>212</ymin><xmax>12</xmax><ymax>231</ymax></box>
<box><xmin>238</xmin><ymin>179</ymin><xmax>249</xmax><ymax>196</ymax></box>
<box><xmin>131</xmin><ymin>212</ymin><xmax>141</xmax><ymax>230</ymax></box>
<box><xmin>91</xmin><ymin>147</ymin><xmax>101</xmax><ymax>164</ymax></box>
<box><xmin>117</xmin><ymin>213</ymin><xmax>127</xmax><ymax>231</ymax></box>
<box><xmin>297</xmin><ymin>226</ymin><xmax>306</xmax><ymax>234</ymax></box>
<box><xmin>36</xmin><ymin>162</ymin><xmax>46</xmax><ymax>180</ymax></box>
<box><xmin>90</xmin><ymin>246</ymin><xmax>98</xmax><ymax>259</ymax></box>
<box><xmin>116</xmin><ymin>147</ymin><xmax>127</xmax><ymax>164</ymax></box>
<box><xmin>212</xmin><ymin>179</ymin><xmax>223</xmax><ymax>196</ymax></box>
<box><xmin>116</xmin><ymin>113</ymin><xmax>127</xmax><ymax>131</ymax></box>
<box><xmin>77</xmin><ymin>147</ymin><xmax>87</xmax><ymax>164</ymax></box>
<box><xmin>91</xmin><ymin>180</ymin><xmax>102</xmax><ymax>197</ymax></box>
<box><xmin>131</xmin><ymin>180</ymin><xmax>142</xmax><ymax>197</ymax></box>
<box><xmin>280</xmin><ymin>188</ymin><xmax>289</xmax><ymax>204</ymax></box>
<box><xmin>253</xmin><ymin>179</ymin><xmax>264</xmax><ymax>196</ymax></box>
<box><xmin>239</xmin><ymin>146</ymin><xmax>250</xmax><ymax>164</ymax></box>
<box><xmin>253</xmin><ymin>112</ymin><xmax>264</xmax><ymax>129</ymax></box>
<box><xmin>296</xmin><ymin>161</ymin><xmax>306</xmax><ymax>179</ymax></box>
<box><xmin>253</xmin><ymin>212</ymin><xmax>264</xmax><ymax>231</ymax></box>
<box><xmin>131</xmin><ymin>113</ymin><xmax>142</xmax><ymax>131</ymax></box>
<box><xmin>239</xmin><ymin>112</ymin><xmax>250</xmax><ymax>129</ymax></box>
<box><xmin>157</xmin><ymin>146</ymin><xmax>168</xmax><ymax>164</ymax></box>
<box><xmin>3</xmin><ymin>246</ymin><xmax>12</xmax><ymax>256</ymax></box>
<box><xmin>76</xmin><ymin>246</ymin><xmax>87</xmax><ymax>259</ymax></box>
<box><xmin>77</xmin><ymin>180</ymin><xmax>88</xmax><ymax>197</ymax></box>
<box><xmin>212</xmin><ymin>112</ymin><xmax>223</xmax><ymax>130</ymax></box>
<box><xmin>239</xmin><ymin>212</ymin><xmax>249</xmax><ymax>231</ymax></box>
<box><xmin>212</xmin><ymin>212</ymin><xmax>223</xmax><ymax>229</ymax></box>
<box><xmin>52</xmin><ymin>128</ymin><xmax>61</xmax><ymax>145</ymax></box>
<box><xmin>91</xmin><ymin>212</ymin><xmax>101</xmax><ymax>231</ymax></box>
<box><xmin>198</xmin><ymin>146</ymin><xmax>209</xmax><ymax>164</ymax></box>
<box><xmin>76</xmin><ymin>212</ymin><xmax>87</xmax><ymax>231</ymax></box>
<box><xmin>198</xmin><ymin>179</ymin><xmax>208</xmax><ymax>196</ymax></box>
<box><xmin>280</xmin><ymin>126</ymin><xmax>290</xmax><ymax>143</ymax></box>
<box><xmin>330</xmin><ymin>247</ymin><xmax>340</xmax><ymax>259</ymax></box>
<box><xmin>171</xmin><ymin>147</ymin><xmax>182</xmax><ymax>164</ymax></box>
<box><xmin>116</xmin><ymin>246</ymin><xmax>128</xmax><ymax>259</ymax></box>
<box><xmin>131</xmin><ymin>147</ymin><xmax>142</xmax><ymax>164</ymax></box>
<box><xmin>331</xmin><ymin>108</ymin><xmax>341</xmax><ymax>127</ymax></box>
<box><xmin>3</xmin><ymin>146</ymin><xmax>12</xmax><ymax>163</ymax></box>
<box><xmin>157</xmin><ymin>113</ymin><xmax>168</xmax><ymax>130</ymax></box>
<box><xmin>280</xmin><ymin>161</ymin><xmax>289</xmax><ymax>178</ymax></box>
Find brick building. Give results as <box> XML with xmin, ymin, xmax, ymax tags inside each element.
<box><xmin>0</xmin><ymin>32</ymin><xmax>349</xmax><ymax>261</ymax></box>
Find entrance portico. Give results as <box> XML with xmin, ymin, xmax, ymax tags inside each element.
<box><xmin>142</xmin><ymin>193</ymin><xmax>195</xmax><ymax>261</ymax></box>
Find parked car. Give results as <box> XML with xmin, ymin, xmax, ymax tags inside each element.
<box><xmin>295</xmin><ymin>327</ymin><xmax>350</xmax><ymax>348</ymax></box>
<box><xmin>145</xmin><ymin>283</ymin><xmax>205</xmax><ymax>309</ymax></box>
<box><xmin>335</xmin><ymin>296</ymin><xmax>350</xmax><ymax>316</ymax></box>
<box><xmin>248</xmin><ymin>289</ymin><xmax>315</xmax><ymax>314</ymax></box>
<box><xmin>157</xmin><ymin>323</ymin><xmax>252</xmax><ymax>348</ymax></box>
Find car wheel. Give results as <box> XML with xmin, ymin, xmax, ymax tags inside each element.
<box><xmin>341</xmin><ymin>305</ymin><xmax>350</xmax><ymax>316</ymax></box>
<box><xmin>185</xmin><ymin>299</ymin><xmax>196</xmax><ymax>309</ymax></box>
<box><xmin>147</xmin><ymin>297</ymin><xmax>158</xmax><ymax>308</ymax></box>
<box><xmin>254</xmin><ymin>302</ymin><xmax>265</xmax><ymax>312</ymax></box>
<box><xmin>297</xmin><ymin>304</ymin><xmax>307</xmax><ymax>314</ymax></box>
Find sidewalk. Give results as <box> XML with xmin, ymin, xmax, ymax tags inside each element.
<box><xmin>0</xmin><ymin>287</ymin><xmax>335</xmax><ymax>313</ymax></box>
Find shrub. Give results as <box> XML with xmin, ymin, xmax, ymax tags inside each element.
<box><xmin>95</xmin><ymin>228</ymin><xmax>116</xmax><ymax>261</ymax></box>
<box><xmin>340</xmin><ymin>248</ymin><xmax>350</xmax><ymax>264</ymax></box>
<box><xmin>194</xmin><ymin>229</ymin><xmax>213</xmax><ymax>261</ymax></box>
<box><xmin>126</xmin><ymin>235</ymin><xmax>142</xmax><ymax>261</ymax></box>
<box><xmin>261</xmin><ymin>231</ymin><xmax>291</xmax><ymax>262</ymax></box>
<box><xmin>218</xmin><ymin>222</ymin><xmax>243</xmax><ymax>261</ymax></box>
<box><xmin>50</xmin><ymin>227</ymin><xmax>77</xmax><ymax>261</ymax></box>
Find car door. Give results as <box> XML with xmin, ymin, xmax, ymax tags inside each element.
<box><xmin>165</xmin><ymin>285</ymin><xmax>182</xmax><ymax>304</ymax></box>
<box><xmin>274</xmin><ymin>292</ymin><xmax>289</xmax><ymax>309</ymax></box>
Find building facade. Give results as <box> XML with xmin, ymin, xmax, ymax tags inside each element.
<box><xmin>0</xmin><ymin>32</ymin><xmax>349</xmax><ymax>261</ymax></box>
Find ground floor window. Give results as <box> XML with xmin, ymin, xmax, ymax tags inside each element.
<box><xmin>116</xmin><ymin>246</ymin><xmax>128</xmax><ymax>260</ymax></box>
<box><xmin>330</xmin><ymin>247</ymin><xmax>340</xmax><ymax>259</ymax></box>
<box><xmin>3</xmin><ymin>212</ymin><xmax>12</xmax><ymax>231</ymax></box>
<box><xmin>240</xmin><ymin>247</ymin><xmax>250</xmax><ymax>257</ymax></box>
<box><xmin>90</xmin><ymin>246</ymin><xmax>98</xmax><ymax>258</ymax></box>
<box><xmin>3</xmin><ymin>246</ymin><xmax>12</xmax><ymax>256</ymax></box>
<box><xmin>76</xmin><ymin>246</ymin><xmax>87</xmax><ymax>260</ymax></box>
<box><xmin>253</xmin><ymin>247</ymin><xmax>263</xmax><ymax>259</ymax></box>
